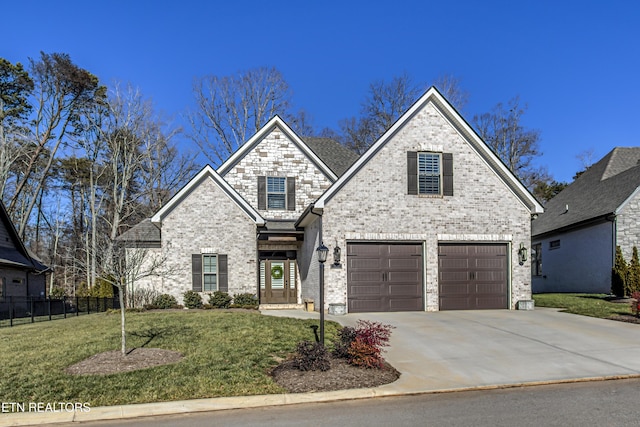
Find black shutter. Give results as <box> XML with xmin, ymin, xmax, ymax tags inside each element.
<box><xmin>287</xmin><ymin>177</ymin><xmax>296</xmax><ymax>211</ymax></box>
<box><xmin>192</xmin><ymin>254</ymin><xmax>202</xmax><ymax>292</ymax></box>
<box><xmin>257</xmin><ymin>176</ymin><xmax>266</xmax><ymax>210</ymax></box>
<box><xmin>218</xmin><ymin>254</ymin><xmax>228</xmax><ymax>292</ymax></box>
<box><xmin>443</xmin><ymin>153</ymin><xmax>453</xmax><ymax>196</ymax></box>
<box><xmin>407</xmin><ymin>151</ymin><xmax>418</xmax><ymax>195</ymax></box>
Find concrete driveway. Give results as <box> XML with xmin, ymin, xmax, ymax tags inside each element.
<box><xmin>266</xmin><ymin>307</ymin><xmax>640</xmax><ymax>393</ymax></box>
<box><xmin>337</xmin><ymin>308</ymin><xmax>640</xmax><ymax>392</ymax></box>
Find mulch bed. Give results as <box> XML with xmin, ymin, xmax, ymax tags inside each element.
<box><xmin>608</xmin><ymin>314</ymin><xmax>640</xmax><ymax>324</ymax></box>
<box><xmin>65</xmin><ymin>348</ymin><xmax>183</xmax><ymax>375</ymax></box>
<box><xmin>270</xmin><ymin>356</ymin><xmax>400</xmax><ymax>393</ymax></box>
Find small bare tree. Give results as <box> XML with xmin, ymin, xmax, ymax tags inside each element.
<box><xmin>98</xmin><ymin>238</ymin><xmax>176</xmax><ymax>355</ymax></box>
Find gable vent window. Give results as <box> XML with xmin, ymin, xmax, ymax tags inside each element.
<box><xmin>407</xmin><ymin>151</ymin><xmax>453</xmax><ymax>196</ymax></box>
<box><xmin>258</xmin><ymin>176</ymin><xmax>296</xmax><ymax>211</ymax></box>
<box><xmin>549</xmin><ymin>240</ymin><xmax>561</xmax><ymax>250</ymax></box>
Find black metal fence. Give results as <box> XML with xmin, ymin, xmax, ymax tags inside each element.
<box><xmin>0</xmin><ymin>296</ymin><xmax>120</xmax><ymax>327</ymax></box>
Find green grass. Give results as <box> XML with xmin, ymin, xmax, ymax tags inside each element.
<box><xmin>0</xmin><ymin>310</ymin><xmax>340</xmax><ymax>407</ymax></box>
<box><xmin>533</xmin><ymin>293</ymin><xmax>634</xmax><ymax>318</ymax></box>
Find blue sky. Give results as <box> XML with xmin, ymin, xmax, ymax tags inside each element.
<box><xmin>3</xmin><ymin>0</ymin><xmax>639</xmax><ymax>183</ymax></box>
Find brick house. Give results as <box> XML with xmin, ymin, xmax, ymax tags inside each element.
<box><xmin>121</xmin><ymin>87</ymin><xmax>543</xmax><ymax>312</ymax></box>
<box><xmin>532</xmin><ymin>147</ymin><xmax>640</xmax><ymax>294</ymax></box>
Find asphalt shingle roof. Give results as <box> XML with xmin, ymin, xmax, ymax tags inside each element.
<box><xmin>302</xmin><ymin>137</ymin><xmax>359</xmax><ymax>177</ymax></box>
<box><xmin>116</xmin><ymin>218</ymin><xmax>161</xmax><ymax>244</ymax></box>
<box><xmin>532</xmin><ymin>147</ymin><xmax>640</xmax><ymax>237</ymax></box>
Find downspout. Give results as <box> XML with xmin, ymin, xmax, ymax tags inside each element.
<box><xmin>308</xmin><ymin>205</ymin><xmax>323</xmax><ymax>309</ymax></box>
<box><xmin>608</xmin><ymin>214</ymin><xmax>617</xmax><ymax>269</ymax></box>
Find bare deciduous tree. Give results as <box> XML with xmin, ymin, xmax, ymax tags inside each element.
<box><xmin>473</xmin><ymin>96</ymin><xmax>543</xmax><ymax>188</ymax></box>
<box><xmin>189</xmin><ymin>67</ymin><xmax>292</xmax><ymax>165</ymax></box>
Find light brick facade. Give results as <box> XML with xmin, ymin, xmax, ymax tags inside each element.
<box><xmin>301</xmin><ymin>102</ymin><xmax>533</xmax><ymax>311</ymax></box>
<box><xmin>223</xmin><ymin>128</ymin><xmax>334</xmax><ymax>220</ymax></box>
<box><xmin>153</xmin><ymin>176</ymin><xmax>258</xmax><ymax>303</ymax></box>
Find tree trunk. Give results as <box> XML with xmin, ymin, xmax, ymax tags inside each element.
<box><xmin>119</xmin><ymin>284</ymin><xmax>126</xmax><ymax>355</ymax></box>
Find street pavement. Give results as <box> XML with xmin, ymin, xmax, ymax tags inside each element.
<box><xmin>3</xmin><ymin>308</ymin><xmax>640</xmax><ymax>426</ymax></box>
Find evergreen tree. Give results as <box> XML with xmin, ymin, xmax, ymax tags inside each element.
<box><xmin>627</xmin><ymin>246</ymin><xmax>640</xmax><ymax>296</ymax></box>
<box><xmin>612</xmin><ymin>246</ymin><xmax>628</xmax><ymax>297</ymax></box>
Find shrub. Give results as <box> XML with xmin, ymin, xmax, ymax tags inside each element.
<box><xmin>612</xmin><ymin>245</ymin><xmax>628</xmax><ymax>297</ymax></box>
<box><xmin>209</xmin><ymin>291</ymin><xmax>232</xmax><ymax>309</ymax></box>
<box><xmin>93</xmin><ymin>278</ymin><xmax>115</xmax><ymax>298</ymax></box>
<box><xmin>129</xmin><ymin>288</ymin><xmax>160</xmax><ymax>309</ymax></box>
<box><xmin>293</xmin><ymin>341</ymin><xmax>330</xmax><ymax>372</ymax></box>
<box><xmin>49</xmin><ymin>286</ymin><xmax>66</xmax><ymax>298</ymax></box>
<box><xmin>628</xmin><ymin>247</ymin><xmax>640</xmax><ymax>296</ymax></box>
<box><xmin>232</xmin><ymin>293</ymin><xmax>258</xmax><ymax>308</ymax></box>
<box><xmin>183</xmin><ymin>290</ymin><xmax>203</xmax><ymax>309</ymax></box>
<box><xmin>332</xmin><ymin>326</ymin><xmax>356</xmax><ymax>359</ymax></box>
<box><xmin>340</xmin><ymin>320</ymin><xmax>394</xmax><ymax>369</ymax></box>
<box><xmin>151</xmin><ymin>294</ymin><xmax>178</xmax><ymax>309</ymax></box>
<box><xmin>632</xmin><ymin>291</ymin><xmax>640</xmax><ymax>317</ymax></box>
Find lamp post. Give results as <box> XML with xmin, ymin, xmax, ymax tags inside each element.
<box><xmin>316</xmin><ymin>242</ymin><xmax>329</xmax><ymax>344</ymax></box>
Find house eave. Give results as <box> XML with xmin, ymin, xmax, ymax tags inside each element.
<box><xmin>532</xmin><ymin>213</ymin><xmax>615</xmax><ymax>240</ymax></box>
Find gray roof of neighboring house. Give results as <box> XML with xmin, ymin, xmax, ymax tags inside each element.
<box><xmin>116</xmin><ymin>218</ymin><xmax>161</xmax><ymax>245</ymax></box>
<box><xmin>302</xmin><ymin>137</ymin><xmax>359</xmax><ymax>177</ymax></box>
<box><xmin>532</xmin><ymin>147</ymin><xmax>640</xmax><ymax>237</ymax></box>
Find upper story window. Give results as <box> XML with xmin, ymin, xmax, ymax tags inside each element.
<box><xmin>267</xmin><ymin>177</ymin><xmax>286</xmax><ymax>209</ymax></box>
<box><xmin>407</xmin><ymin>151</ymin><xmax>453</xmax><ymax>196</ymax></box>
<box><xmin>258</xmin><ymin>176</ymin><xmax>296</xmax><ymax>211</ymax></box>
<box><xmin>418</xmin><ymin>153</ymin><xmax>442</xmax><ymax>195</ymax></box>
<box><xmin>549</xmin><ymin>240</ymin><xmax>561</xmax><ymax>250</ymax></box>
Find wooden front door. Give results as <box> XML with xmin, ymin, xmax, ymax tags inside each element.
<box><xmin>260</xmin><ymin>259</ymin><xmax>297</xmax><ymax>304</ymax></box>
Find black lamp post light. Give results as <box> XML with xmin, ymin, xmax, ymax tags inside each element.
<box><xmin>316</xmin><ymin>242</ymin><xmax>329</xmax><ymax>344</ymax></box>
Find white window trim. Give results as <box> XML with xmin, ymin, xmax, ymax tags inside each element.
<box><xmin>417</xmin><ymin>152</ymin><xmax>442</xmax><ymax>195</ymax></box>
<box><xmin>266</xmin><ymin>176</ymin><xmax>287</xmax><ymax>210</ymax></box>
<box><xmin>202</xmin><ymin>254</ymin><xmax>219</xmax><ymax>292</ymax></box>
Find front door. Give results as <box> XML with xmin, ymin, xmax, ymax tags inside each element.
<box><xmin>260</xmin><ymin>259</ymin><xmax>297</xmax><ymax>304</ymax></box>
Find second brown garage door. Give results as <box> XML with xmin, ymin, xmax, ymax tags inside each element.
<box><xmin>438</xmin><ymin>243</ymin><xmax>508</xmax><ymax>310</ymax></box>
<box><xmin>347</xmin><ymin>243</ymin><xmax>423</xmax><ymax>313</ymax></box>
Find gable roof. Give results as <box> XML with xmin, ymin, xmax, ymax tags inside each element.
<box><xmin>302</xmin><ymin>137</ymin><xmax>359</xmax><ymax>177</ymax></box>
<box><xmin>116</xmin><ymin>218</ymin><xmax>161</xmax><ymax>246</ymax></box>
<box><xmin>299</xmin><ymin>86</ymin><xmax>543</xmax><ymax>219</ymax></box>
<box><xmin>217</xmin><ymin>116</ymin><xmax>339</xmax><ymax>181</ymax></box>
<box><xmin>0</xmin><ymin>200</ymin><xmax>48</xmax><ymax>271</ymax></box>
<box><xmin>532</xmin><ymin>147</ymin><xmax>640</xmax><ymax>237</ymax></box>
<box><xmin>150</xmin><ymin>165</ymin><xmax>265</xmax><ymax>226</ymax></box>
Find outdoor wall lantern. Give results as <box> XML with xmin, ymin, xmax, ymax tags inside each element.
<box><xmin>333</xmin><ymin>244</ymin><xmax>342</xmax><ymax>266</ymax></box>
<box><xmin>518</xmin><ymin>243</ymin><xmax>528</xmax><ymax>265</ymax></box>
<box><xmin>317</xmin><ymin>243</ymin><xmax>329</xmax><ymax>263</ymax></box>
<box><xmin>316</xmin><ymin>242</ymin><xmax>329</xmax><ymax>344</ymax></box>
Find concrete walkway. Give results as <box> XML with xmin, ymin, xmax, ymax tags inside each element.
<box><xmin>4</xmin><ymin>308</ymin><xmax>640</xmax><ymax>426</ymax></box>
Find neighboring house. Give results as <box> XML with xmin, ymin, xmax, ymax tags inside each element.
<box><xmin>0</xmin><ymin>200</ymin><xmax>49</xmax><ymax>301</ymax></box>
<box><xmin>532</xmin><ymin>147</ymin><xmax>640</xmax><ymax>294</ymax></box>
<box><xmin>121</xmin><ymin>87</ymin><xmax>543</xmax><ymax>312</ymax></box>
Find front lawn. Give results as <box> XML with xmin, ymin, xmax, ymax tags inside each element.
<box><xmin>533</xmin><ymin>293</ymin><xmax>634</xmax><ymax>319</ymax></box>
<box><xmin>0</xmin><ymin>310</ymin><xmax>340</xmax><ymax>407</ymax></box>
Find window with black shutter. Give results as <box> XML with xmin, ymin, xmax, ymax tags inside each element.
<box><xmin>407</xmin><ymin>151</ymin><xmax>453</xmax><ymax>196</ymax></box>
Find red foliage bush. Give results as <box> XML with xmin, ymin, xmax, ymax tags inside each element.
<box><xmin>343</xmin><ymin>320</ymin><xmax>394</xmax><ymax>369</ymax></box>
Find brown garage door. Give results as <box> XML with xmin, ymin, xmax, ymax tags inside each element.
<box><xmin>438</xmin><ymin>243</ymin><xmax>508</xmax><ymax>310</ymax></box>
<box><xmin>347</xmin><ymin>243</ymin><xmax>423</xmax><ymax>313</ymax></box>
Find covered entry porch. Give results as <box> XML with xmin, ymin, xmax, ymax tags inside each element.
<box><xmin>257</xmin><ymin>220</ymin><xmax>302</xmax><ymax>307</ymax></box>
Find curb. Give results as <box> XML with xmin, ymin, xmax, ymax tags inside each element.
<box><xmin>3</xmin><ymin>374</ymin><xmax>640</xmax><ymax>426</ymax></box>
